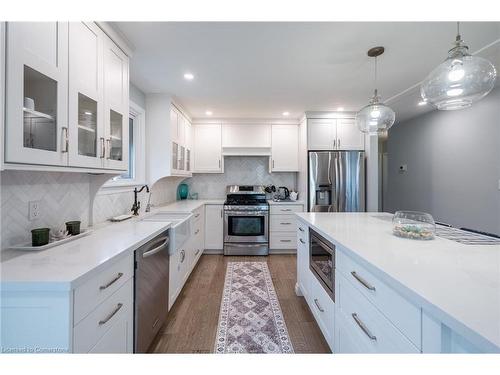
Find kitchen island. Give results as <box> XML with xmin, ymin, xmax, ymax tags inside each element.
<box><xmin>295</xmin><ymin>212</ymin><xmax>500</xmax><ymax>353</ymax></box>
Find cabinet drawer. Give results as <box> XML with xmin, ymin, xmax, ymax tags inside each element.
<box><xmin>337</xmin><ymin>272</ymin><xmax>419</xmax><ymax>353</ymax></box>
<box><xmin>270</xmin><ymin>204</ymin><xmax>303</xmax><ymax>215</ymax></box>
<box><xmin>74</xmin><ymin>254</ymin><xmax>133</xmax><ymax>324</ymax></box>
<box><xmin>192</xmin><ymin>206</ymin><xmax>204</xmax><ymax>223</ymax></box>
<box><xmin>336</xmin><ymin>250</ymin><xmax>421</xmax><ymax>348</ymax></box>
<box><xmin>270</xmin><ymin>215</ymin><xmax>297</xmax><ymax>232</ymax></box>
<box><xmin>307</xmin><ymin>270</ymin><xmax>335</xmax><ymax>349</ymax></box>
<box><xmin>296</xmin><ymin>235</ymin><xmax>310</xmax><ymax>297</ymax></box>
<box><xmin>270</xmin><ymin>232</ymin><xmax>297</xmax><ymax>249</ymax></box>
<box><xmin>73</xmin><ymin>278</ymin><xmax>133</xmax><ymax>353</ymax></box>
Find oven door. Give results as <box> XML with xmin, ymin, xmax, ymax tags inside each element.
<box><xmin>309</xmin><ymin>229</ymin><xmax>335</xmax><ymax>301</ymax></box>
<box><xmin>224</xmin><ymin>210</ymin><xmax>269</xmax><ymax>243</ymax></box>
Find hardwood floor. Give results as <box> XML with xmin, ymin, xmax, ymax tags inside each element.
<box><xmin>148</xmin><ymin>254</ymin><xmax>331</xmax><ymax>354</ymax></box>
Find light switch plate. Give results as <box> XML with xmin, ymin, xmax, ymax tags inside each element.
<box><xmin>29</xmin><ymin>200</ymin><xmax>41</xmax><ymax>221</ymax></box>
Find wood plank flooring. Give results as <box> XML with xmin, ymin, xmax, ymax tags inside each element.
<box><xmin>148</xmin><ymin>254</ymin><xmax>331</xmax><ymax>353</ymax></box>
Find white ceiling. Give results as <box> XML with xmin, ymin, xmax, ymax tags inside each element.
<box><xmin>112</xmin><ymin>22</ymin><xmax>500</xmax><ymax>122</ymax></box>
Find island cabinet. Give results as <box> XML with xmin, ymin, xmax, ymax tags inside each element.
<box><xmin>295</xmin><ymin>219</ymin><xmax>491</xmax><ymax>353</ymax></box>
<box><xmin>0</xmin><ymin>253</ymin><xmax>134</xmax><ymax>353</ymax></box>
<box><xmin>4</xmin><ymin>21</ymin><xmax>130</xmax><ymax>172</ymax></box>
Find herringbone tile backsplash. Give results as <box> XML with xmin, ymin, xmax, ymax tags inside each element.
<box><xmin>0</xmin><ymin>157</ymin><xmax>296</xmax><ymax>250</ymax></box>
<box><xmin>184</xmin><ymin>156</ymin><xmax>296</xmax><ymax>198</ymax></box>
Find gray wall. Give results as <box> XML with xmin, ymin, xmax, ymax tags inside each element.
<box><xmin>385</xmin><ymin>87</ymin><xmax>500</xmax><ymax>235</ymax></box>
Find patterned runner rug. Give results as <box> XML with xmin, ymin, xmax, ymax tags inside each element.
<box><xmin>214</xmin><ymin>261</ymin><xmax>294</xmax><ymax>354</ymax></box>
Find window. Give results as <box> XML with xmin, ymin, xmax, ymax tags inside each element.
<box><xmin>103</xmin><ymin>101</ymin><xmax>145</xmax><ymax>189</ymax></box>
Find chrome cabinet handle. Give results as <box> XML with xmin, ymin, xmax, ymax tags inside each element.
<box><xmin>218</xmin><ymin>159</ymin><xmax>221</xmax><ymax>168</ymax></box>
<box><xmin>351</xmin><ymin>271</ymin><xmax>376</xmax><ymax>291</ymax></box>
<box><xmin>195</xmin><ymin>249</ymin><xmax>200</xmax><ymax>256</ymax></box>
<box><xmin>142</xmin><ymin>237</ymin><xmax>169</xmax><ymax>258</ymax></box>
<box><xmin>195</xmin><ymin>229</ymin><xmax>200</xmax><ymax>235</ymax></box>
<box><xmin>281</xmin><ymin>209</ymin><xmax>292</xmax><ymax>212</ymax></box>
<box><xmin>338</xmin><ymin>138</ymin><xmax>341</xmax><ymax>148</ymax></box>
<box><xmin>333</xmin><ymin>139</ymin><xmax>336</xmax><ymax>149</ymax></box>
<box><xmin>280</xmin><ymin>239</ymin><xmax>292</xmax><ymax>242</ymax></box>
<box><xmin>314</xmin><ymin>298</ymin><xmax>325</xmax><ymax>312</ymax></box>
<box><xmin>98</xmin><ymin>303</ymin><xmax>123</xmax><ymax>326</ymax></box>
<box><xmin>299</xmin><ymin>238</ymin><xmax>306</xmax><ymax>244</ymax></box>
<box><xmin>99</xmin><ymin>272</ymin><xmax>124</xmax><ymax>291</ymax></box>
<box><xmin>220</xmin><ymin>209</ymin><xmax>223</xmax><ymax>218</ymax></box>
<box><xmin>280</xmin><ymin>222</ymin><xmax>292</xmax><ymax>225</ymax></box>
<box><xmin>100</xmin><ymin>137</ymin><xmax>105</xmax><ymax>158</ymax></box>
<box><xmin>272</xmin><ymin>159</ymin><xmax>275</xmax><ymax>168</ymax></box>
<box><xmin>180</xmin><ymin>249</ymin><xmax>185</xmax><ymax>263</ymax></box>
<box><xmin>62</xmin><ymin>127</ymin><xmax>69</xmax><ymax>153</ymax></box>
<box><xmin>106</xmin><ymin>139</ymin><xmax>111</xmax><ymax>159</ymax></box>
<box><xmin>352</xmin><ymin>313</ymin><xmax>376</xmax><ymax>341</ymax></box>
<box><xmin>195</xmin><ymin>213</ymin><xmax>200</xmax><ymax>218</ymax></box>
<box><xmin>298</xmin><ymin>227</ymin><xmax>305</xmax><ymax>232</ymax></box>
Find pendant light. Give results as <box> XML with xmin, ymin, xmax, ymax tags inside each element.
<box><xmin>356</xmin><ymin>46</ymin><xmax>396</xmax><ymax>135</ymax></box>
<box><xmin>421</xmin><ymin>22</ymin><xmax>497</xmax><ymax>110</ymax></box>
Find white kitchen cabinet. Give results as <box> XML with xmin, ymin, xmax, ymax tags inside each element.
<box><xmin>5</xmin><ymin>22</ymin><xmax>69</xmax><ymax>166</ymax></box>
<box><xmin>4</xmin><ymin>21</ymin><xmax>130</xmax><ymax>172</ymax></box>
<box><xmin>308</xmin><ymin>118</ymin><xmax>364</xmax><ymax>151</ymax></box>
<box><xmin>222</xmin><ymin>123</ymin><xmax>271</xmax><ymax>148</ymax></box>
<box><xmin>270</xmin><ymin>125</ymin><xmax>299</xmax><ymax>172</ymax></box>
<box><xmin>269</xmin><ymin>203</ymin><xmax>303</xmax><ymax>251</ymax></box>
<box><xmin>193</xmin><ymin>124</ymin><xmax>223</xmax><ymax>173</ymax></box>
<box><xmin>204</xmin><ymin>204</ymin><xmax>224</xmax><ymax>250</ymax></box>
<box><xmin>102</xmin><ymin>36</ymin><xmax>129</xmax><ymax>170</ymax></box>
<box><xmin>308</xmin><ymin>119</ymin><xmax>334</xmax><ymax>150</ymax></box>
<box><xmin>68</xmin><ymin>22</ymin><xmax>104</xmax><ymax>169</ymax></box>
<box><xmin>336</xmin><ymin>118</ymin><xmax>364</xmax><ymax>150</ymax></box>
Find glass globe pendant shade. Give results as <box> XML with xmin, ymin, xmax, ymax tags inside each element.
<box><xmin>356</xmin><ymin>91</ymin><xmax>396</xmax><ymax>135</ymax></box>
<box><xmin>421</xmin><ymin>38</ymin><xmax>497</xmax><ymax>110</ymax></box>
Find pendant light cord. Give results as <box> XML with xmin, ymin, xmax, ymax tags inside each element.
<box><xmin>374</xmin><ymin>56</ymin><xmax>378</xmax><ymax>97</ymax></box>
<box><xmin>456</xmin><ymin>21</ymin><xmax>461</xmax><ymax>43</ymax></box>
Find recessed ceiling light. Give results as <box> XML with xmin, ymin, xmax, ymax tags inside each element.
<box><xmin>418</xmin><ymin>101</ymin><xmax>428</xmax><ymax>106</ymax></box>
<box><xmin>205</xmin><ymin>110</ymin><xmax>213</xmax><ymax>116</ymax></box>
<box><xmin>282</xmin><ymin>111</ymin><xmax>290</xmax><ymax>116</ymax></box>
<box><xmin>183</xmin><ymin>72</ymin><xmax>194</xmax><ymax>81</ymax></box>
<box><xmin>337</xmin><ymin>107</ymin><xmax>344</xmax><ymax>111</ymax></box>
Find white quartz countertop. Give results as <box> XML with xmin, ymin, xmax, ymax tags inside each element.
<box><xmin>296</xmin><ymin>212</ymin><xmax>500</xmax><ymax>352</ymax></box>
<box><xmin>0</xmin><ymin>199</ymin><xmax>225</xmax><ymax>292</ymax></box>
<box><xmin>154</xmin><ymin>199</ymin><xmax>225</xmax><ymax>212</ymax></box>
<box><xmin>1</xmin><ymin>219</ymin><xmax>171</xmax><ymax>291</ymax></box>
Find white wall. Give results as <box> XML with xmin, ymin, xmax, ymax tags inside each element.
<box><xmin>385</xmin><ymin>87</ymin><xmax>500</xmax><ymax>235</ymax></box>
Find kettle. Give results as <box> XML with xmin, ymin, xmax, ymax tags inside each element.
<box><xmin>277</xmin><ymin>186</ymin><xmax>290</xmax><ymax>200</ymax></box>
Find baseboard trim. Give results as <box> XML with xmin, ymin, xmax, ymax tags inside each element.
<box><xmin>202</xmin><ymin>248</ymin><xmax>297</xmax><ymax>255</ymax></box>
<box><xmin>203</xmin><ymin>249</ymin><xmax>223</xmax><ymax>255</ymax></box>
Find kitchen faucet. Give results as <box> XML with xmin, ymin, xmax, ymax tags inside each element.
<box><xmin>131</xmin><ymin>185</ymin><xmax>150</xmax><ymax>216</ymax></box>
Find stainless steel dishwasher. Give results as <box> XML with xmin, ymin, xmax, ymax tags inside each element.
<box><xmin>134</xmin><ymin>230</ymin><xmax>170</xmax><ymax>353</ymax></box>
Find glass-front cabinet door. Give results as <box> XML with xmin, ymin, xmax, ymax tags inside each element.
<box><xmin>68</xmin><ymin>22</ymin><xmax>104</xmax><ymax>168</ymax></box>
<box><xmin>103</xmin><ymin>38</ymin><xmax>128</xmax><ymax>170</ymax></box>
<box><xmin>5</xmin><ymin>22</ymin><xmax>69</xmax><ymax>166</ymax></box>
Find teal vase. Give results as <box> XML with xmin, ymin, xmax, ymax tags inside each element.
<box><xmin>178</xmin><ymin>183</ymin><xmax>189</xmax><ymax>200</ymax></box>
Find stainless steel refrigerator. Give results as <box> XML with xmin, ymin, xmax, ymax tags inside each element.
<box><xmin>308</xmin><ymin>151</ymin><xmax>365</xmax><ymax>212</ymax></box>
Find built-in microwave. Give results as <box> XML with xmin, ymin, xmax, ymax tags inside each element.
<box><xmin>309</xmin><ymin>228</ymin><xmax>335</xmax><ymax>301</ymax></box>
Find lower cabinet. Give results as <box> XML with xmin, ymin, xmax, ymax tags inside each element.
<box><xmin>205</xmin><ymin>204</ymin><xmax>224</xmax><ymax>250</ymax></box>
<box><xmin>270</xmin><ymin>204</ymin><xmax>303</xmax><ymax>251</ymax></box>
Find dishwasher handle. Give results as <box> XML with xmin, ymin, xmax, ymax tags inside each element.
<box><xmin>142</xmin><ymin>237</ymin><xmax>169</xmax><ymax>258</ymax></box>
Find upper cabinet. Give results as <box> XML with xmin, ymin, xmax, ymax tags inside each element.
<box><xmin>308</xmin><ymin>118</ymin><xmax>364</xmax><ymax>151</ymax></box>
<box><xmin>193</xmin><ymin>124</ymin><xmax>223</xmax><ymax>173</ymax></box>
<box><xmin>145</xmin><ymin>95</ymin><xmax>192</xmax><ymax>183</ymax></box>
<box><xmin>5</xmin><ymin>22</ymin><xmax>69</xmax><ymax>166</ymax></box>
<box><xmin>222</xmin><ymin>124</ymin><xmax>271</xmax><ymax>149</ymax></box>
<box><xmin>3</xmin><ymin>21</ymin><xmax>130</xmax><ymax>172</ymax></box>
<box><xmin>271</xmin><ymin>124</ymin><xmax>299</xmax><ymax>172</ymax></box>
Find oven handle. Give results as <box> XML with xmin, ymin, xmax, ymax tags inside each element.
<box><xmin>224</xmin><ymin>211</ymin><xmax>268</xmax><ymax>216</ymax></box>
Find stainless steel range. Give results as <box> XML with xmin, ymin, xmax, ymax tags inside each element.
<box><xmin>223</xmin><ymin>185</ymin><xmax>269</xmax><ymax>256</ymax></box>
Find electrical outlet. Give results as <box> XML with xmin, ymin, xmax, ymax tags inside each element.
<box><xmin>29</xmin><ymin>200</ymin><xmax>41</xmax><ymax>221</ymax></box>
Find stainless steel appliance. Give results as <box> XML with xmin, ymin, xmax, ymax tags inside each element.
<box><xmin>134</xmin><ymin>230</ymin><xmax>170</xmax><ymax>353</ymax></box>
<box><xmin>223</xmin><ymin>185</ymin><xmax>269</xmax><ymax>256</ymax></box>
<box><xmin>308</xmin><ymin>151</ymin><xmax>365</xmax><ymax>212</ymax></box>
<box><xmin>309</xmin><ymin>228</ymin><xmax>335</xmax><ymax>300</ymax></box>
